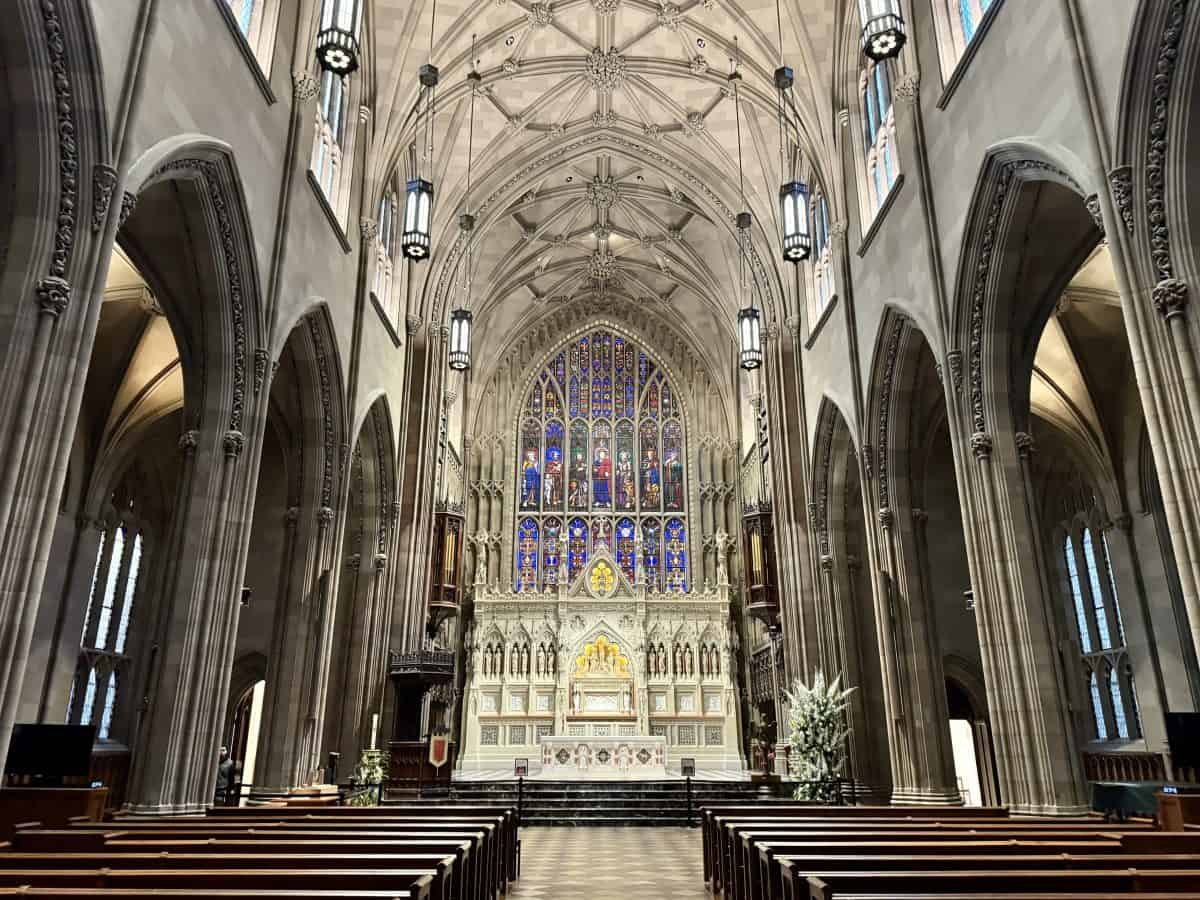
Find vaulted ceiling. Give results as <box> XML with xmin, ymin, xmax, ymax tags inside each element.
<box><xmin>364</xmin><ymin>0</ymin><xmax>852</xmax><ymax>382</ymax></box>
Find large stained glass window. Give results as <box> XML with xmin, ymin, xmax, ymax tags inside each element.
<box><xmin>514</xmin><ymin>330</ymin><xmax>689</xmax><ymax>593</ymax></box>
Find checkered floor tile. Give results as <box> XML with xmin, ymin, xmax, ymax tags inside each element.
<box><xmin>508</xmin><ymin>827</ymin><xmax>707</xmax><ymax>899</ymax></box>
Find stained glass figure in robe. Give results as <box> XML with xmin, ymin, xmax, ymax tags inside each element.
<box><xmin>543</xmin><ymin>517</ymin><xmax>562</xmax><ymax>588</ymax></box>
<box><xmin>520</xmin><ymin>420</ymin><xmax>540</xmax><ymax>510</ymax></box>
<box><xmin>592</xmin><ymin>422</ymin><xmax>612</xmax><ymax>507</ymax></box>
<box><xmin>568</xmin><ymin>422</ymin><xmax>589</xmax><ymax>509</ymax></box>
<box><xmin>543</xmin><ymin>421</ymin><xmax>564</xmax><ymax>509</ymax></box>
<box><xmin>643</xmin><ymin>518</ymin><xmax>661</xmax><ymax>590</ymax></box>
<box><xmin>640</xmin><ymin>420</ymin><xmax>661</xmax><ymax>509</ymax></box>
<box><xmin>544</xmin><ymin>380</ymin><xmax>562</xmax><ymax>418</ymax></box>
<box><xmin>615</xmin><ymin>421</ymin><xmax>636</xmax><ymax>511</ymax></box>
<box><xmin>663</xmin><ymin>421</ymin><xmax>684</xmax><ymax>511</ymax></box>
<box><xmin>516</xmin><ymin>519</ymin><xmax>539</xmax><ymax>592</ymax></box>
<box><xmin>665</xmin><ymin>518</ymin><xmax>688</xmax><ymax>592</ymax></box>
<box><xmin>616</xmin><ymin>518</ymin><xmax>636</xmax><ymax>581</ymax></box>
<box><xmin>568</xmin><ymin>517</ymin><xmax>588</xmax><ymax>580</ymax></box>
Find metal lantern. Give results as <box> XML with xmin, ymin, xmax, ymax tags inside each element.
<box><xmin>316</xmin><ymin>0</ymin><xmax>363</xmax><ymax>75</ymax></box>
<box><xmin>448</xmin><ymin>308</ymin><xmax>472</xmax><ymax>371</ymax></box>
<box><xmin>779</xmin><ymin>180</ymin><xmax>811</xmax><ymax>263</ymax></box>
<box><xmin>739</xmin><ymin>306</ymin><xmax>763</xmax><ymax>371</ymax></box>
<box><xmin>858</xmin><ymin>0</ymin><xmax>907</xmax><ymax>62</ymax></box>
<box><xmin>402</xmin><ymin>178</ymin><xmax>434</xmax><ymax>260</ymax></box>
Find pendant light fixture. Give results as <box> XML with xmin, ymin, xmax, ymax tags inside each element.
<box><xmin>403</xmin><ymin>1</ymin><xmax>439</xmax><ymax>261</ymax></box>
<box><xmin>731</xmin><ymin>40</ymin><xmax>762</xmax><ymax>372</ymax></box>
<box><xmin>772</xmin><ymin>0</ymin><xmax>810</xmax><ymax>264</ymax></box>
<box><xmin>858</xmin><ymin>0</ymin><xmax>907</xmax><ymax>62</ymax></box>
<box><xmin>449</xmin><ymin>40</ymin><xmax>479</xmax><ymax>372</ymax></box>
<box><xmin>316</xmin><ymin>0</ymin><xmax>364</xmax><ymax>75</ymax></box>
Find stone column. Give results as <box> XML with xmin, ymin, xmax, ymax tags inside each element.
<box><xmin>126</xmin><ymin>422</ymin><xmax>264</xmax><ymax>814</ymax></box>
<box><xmin>949</xmin><ymin>424</ymin><xmax>1089</xmax><ymax>814</ymax></box>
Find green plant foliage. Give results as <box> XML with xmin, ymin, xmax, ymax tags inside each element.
<box><xmin>347</xmin><ymin>748</ymin><xmax>387</xmax><ymax>807</ymax></box>
<box><xmin>784</xmin><ymin>670</ymin><xmax>855</xmax><ymax>802</ymax></box>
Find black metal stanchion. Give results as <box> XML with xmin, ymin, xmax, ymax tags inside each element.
<box><xmin>686</xmin><ymin>775</ymin><xmax>693</xmax><ymax>827</ymax></box>
<box><xmin>517</xmin><ymin>776</ymin><xmax>524</xmax><ymax>825</ymax></box>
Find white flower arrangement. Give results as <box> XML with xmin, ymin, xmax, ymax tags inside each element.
<box><xmin>784</xmin><ymin>670</ymin><xmax>855</xmax><ymax>802</ymax></box>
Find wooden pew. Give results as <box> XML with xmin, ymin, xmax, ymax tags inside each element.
<box><xmin>0</xmin><ymin>868</ymin><xmax>442</xmax><ymax>898</ymax></box>
<box><xmin>700</xmin><ymin>805</ymin><xmax>1012</xmax><ymax>884</ymax></box>
<box><xmin>766</xmin><ymin>855</ymin><xmax>1200</xmax><ymax>900</ymax></box>
<box><xmin>0</xmin><ymin>853</ymin><xmax>458</xmax><ymax>900</ymax></box>
<box><xmin>205</xmin><ymin>806</ymin><xmax>520</xmax><ymax>885</ymax></box>
<box><xmin>60</xmin><ymin>819</ymin><xmax>506</xmax><ymax>897</ymax></box>
<box><xmin>750</xmin><ymin>840</ymin><xmax>1124</xmax><ymax>900</ymax></box>
<box><xmin>792</xmin><ymin>869</ymin><xmax>1200</xmax><ymax>900</ymax></box>
<box><xmin>713</xmin><ymin>818</ymin><xmax>1143</xmax><ymax>897</ymax></box>
<box><xmin>0</xmin><ymin>891</ymin><xmax>434</xmax><ymax>899</ymax></box>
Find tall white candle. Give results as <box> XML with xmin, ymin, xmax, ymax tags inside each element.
<box><xmin>370</xmin><ymin>713</ymin><xmax>379</xmax><ymax>750</ymax></box>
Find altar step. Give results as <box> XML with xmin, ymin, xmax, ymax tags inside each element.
<box><xmin>446</xmin><ymin>779</ymin><xmax>792</xmax><ymax>826</ymax></box>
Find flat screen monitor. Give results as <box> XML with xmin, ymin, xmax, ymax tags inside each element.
<box><xmin>1165</xmin><ymin>712</ymin><xmax>1200</xmax><ymax>770</ymax></box>
<box><xmin>4</xmin><ymin>724</ymin><xmax>95</xmax><ymax>782</ymax></box>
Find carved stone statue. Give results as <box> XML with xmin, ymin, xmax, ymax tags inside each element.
<box><xmin>620</xmin><ymin>682</ymin><xmax>631</xmax><ymax>714</ymax></box>
<box><xmin>715</xmin><ymin>529</ymin><xmax>730</xmax><ymax>586</ymax></box>
<box><xmin>473</xmin><ymin>534</ymin><xmax>488</xmax><ymax>585</ymax></box>
<box><xmin>572</xmin><ymin>683</ymin><xmax>582</xmax><ymax>714</ymax></box>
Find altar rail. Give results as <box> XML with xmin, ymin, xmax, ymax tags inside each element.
<box><xmin>1082</xmin><ymin>749</ymin><xmax>1199</xmax><ymax>783</ymax></box>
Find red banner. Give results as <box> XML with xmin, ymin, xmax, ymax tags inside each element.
<box><xmin>428</xmin><ymin>734</ymin><xmax>450</xmax><ymax>769</ymax></box>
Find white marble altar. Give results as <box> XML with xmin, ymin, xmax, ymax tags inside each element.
<box><xmin>456</xmin><ymin>549</ymin><xmax>746</xmax><ymax>778</ymax></box>
<box><xmin>536</xmin><ymin>736</ymin><xmax>668</xmax><ymax>779</ymax></box>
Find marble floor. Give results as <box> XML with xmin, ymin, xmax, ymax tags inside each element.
<box><xmin>506</xmin><ymin>826</ymin><xmax>708</xmax><ymax>899</ymax></box>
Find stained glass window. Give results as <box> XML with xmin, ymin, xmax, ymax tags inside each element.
<box><xmin>1082</xmin><ymin>529</ymin><xmax>1112</xmax><ymax>650</ymax></box>
<box><xmin>1089</xmin><ymin>671</ymin><xmax>1107</xmax><ymax>740</ymax></box>
<box><xmin>1064</xmin><ymin>536</ymin><xmax>1091</xmax><ymax>653</ymax></box>
<box><xmin>515</xmin><ymin>329</ymin><xmax>689</xmax><ymax>592</ymax></box>
<box><xmin>516</xmin><ymin>519</ymin><xmax>539</xmax><ymax>593</ymax></box>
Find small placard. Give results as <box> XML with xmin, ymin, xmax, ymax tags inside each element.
<box><xmin>514</xmin><ymin>758</ymin><xmax>529</xmax><ymax>777</ymax></box>
<box><xmin>680</xmin><ymin>758</ymin><xmax>696</xmax><ymax>777</ymax></box>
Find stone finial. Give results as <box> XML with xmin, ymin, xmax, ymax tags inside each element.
<box><xmin>1153</xmin><ymin>278</ymin><xmax>1188</xmax><ymax>320</ymax></box>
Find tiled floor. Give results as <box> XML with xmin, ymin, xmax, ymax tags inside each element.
<box><xmin>507</xmin><ymin>826</ymin><xmax>708</xmax><ymax>899</ymax></box>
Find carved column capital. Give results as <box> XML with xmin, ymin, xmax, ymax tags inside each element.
<box><xmin>1107</xmin><ymin>165</ymin><xmax>1134</xmax><ymax>235</ymax></box>
<box><xmin>893</xmin><ymin>73</ymin><xmax>920</xmax><ymax>105</ymax></box>
<box><xmin>92</xmin><ymin>164</ymin><xmax>119</xmax><ymax>232</ymax></box>
<box><xmin>970</xmin><ymin>431</ymin><xmax>994</xmax><ymax>460</ymax></box>
<box><xmin>318</xmin><ymin>506</ymin><xmax>335</xmax><ymax>525</ymax></box>
<box><xmin>1084</xmin><ymin>194</ymin><xmax>1105</xmax><ymax>237</ymax></box>
<box><xmin>285</xmin><ymin>506</ymin><xmax>301</xmax><ymax>526</ymax></box>
<box><xmin>946</xmin><ymin>350</ymin><xmax>963</xmax><ymax>392</ymax></box>
<box><xmin>819</xmin><ymin>554</ymin><xmax>833</xmax><ymax>571</ymax></box>
<box><xmin>346</xmin><ymin>553</ymin><xmax>362</xmax><ymax>570</ymax></box>
<box><xmin>845</xmin><ymin>554</ymin><xmax>861</xmax><ymax>572</ymax></box>
<box><xmin>254</xmin><ymin>349</ymin><xmax>270</xmax><ymax>395</ymax></box>
<box><xmin>178</xmin><ymin>429</ymin><xmax>200</xmax><ymax>456</ymax></box>
<box><xmin>1109</xmin><ymin>512</ymin><xmax>1133</xmax><ymax>533</ymax></box>
<box><xmin>223</xmin><ymin>430</ymin><xmax>245</xmax><ymax>458</ymax></box>
<box><xmin>374</xmin><ymin>553</ymin><xmax>388</xmax><ymax>570</ymax></box>
<box><xmin>877</xmin><ymin>507</ymin><xmax>894</xmax><ymax>530</ymax></box>
<box><xmin>293</xmin><ymin>71</ymin><xmax>321</xmax><ymax>102</ymax></box>
<box><xmin>36</xmin><ymin>277</ymin><xmax>71</xmax><ymax>317</ymax></box>
<box><xmin>1153</xmin><ymin>278</ymin><xmax>1189</xmax><ymax>320</ymax></box>
<box><xmin>119</xmin><ymin>191</ymin><xmax>137</xmax><ymax>226</ymax></box>
<box><xmin>359</xmin><ymin>218</ymin><xmax>379</xmax><ymax>242</ymax></box>
<box><xmin>1014</xmin><ymin>431</ymin><xmax>1036</xmax><ymax>458</ymax></box>
<box><xmin>405</xmin><ymin>314</ymin><xmax>423</xmax><ymax>335</ymax></box>
<box><xmin>911</xmin><ymin>507</ymin><xmax>929</xmax><ymax>526</ymax></box>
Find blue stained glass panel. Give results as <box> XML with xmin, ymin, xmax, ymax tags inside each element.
<box><xmin>616</xmin><ymin>518</ymin><xmax>636</xmax><ymax>582</ymax></box>
<box><xmin>1089</xmin><ymin>672</ymin><xmax>1108</xmax><ymax>740</ymax></box>
<box><xmin>1064</xmin><ymin>536</ymin><xmax>1092</xmax><ymax>653</ymax></box>
<box><xmin>568</xmin><ymin>518</ymin><xmax>589</xmax><ymax>580</ymax></box>
<box><xmin>543</xmin><ymin>517</ymin><xmax>562</xmax><ymax>587</ymax></box>
<box><xmin>544</xmin><ymin>421</ymin><xmax>564</xmax><ymax>510</ymax></box>
<box><xmin>642</xmin><ymin>518</ymin><xmax>661</xmax><ymax>590</ymax></box>
<box><xmin>579</xmin><ymin>337</ymin><xmax>590</xmax><ymax>371</ymax></box>
<box><xmin>516</xmin><ymin>519</ymin><xmax>539</xmax><ymax>593</ymax></box>
<box><xmin>664</xmin><ymin>518</ymin><xmax>688</xmax><ymax>592</ymax></box>
<box><xmin>519</xmin><ymin>419</ymin><xmax>541</xmax><ymax>510</ymax></box>
<box><xmin>554</xmin><ymin>352</ymin><xmax>567</xmax><ymax>387</ymax></box>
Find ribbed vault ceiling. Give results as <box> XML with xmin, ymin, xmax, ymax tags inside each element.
<box><xmin>366</xmin><ymin>0</ymin><xmax>849</xmax><ymax>380</ymax></box>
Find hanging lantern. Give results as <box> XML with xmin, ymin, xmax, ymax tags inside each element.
<box><xmin>739</xmin><ymin>306</ymin><xmax>763</xmax><ymax>371</ymax></box>
<box><xmin>779</xmin><ymin>180</ymin><xmax>811</xmax><ymax>263</ymax></box>
<box><xmin>448</xmin><ymin>308</ymin><xmax>472</xmax><ymax>371</ymax></box>
<box><xmin>402</xmin><ymin>178</ymin><xmax>434</xmax><ymax>260</ymax></box>
<box><xmin>316</xmin><ymin>0</ymin><xmax>364</xmax><ymax>75</ymax></box>
<box><xmin>858</xmin><ymin>0</ymin><xmax>907</xmax><ymax>62</ymax></box>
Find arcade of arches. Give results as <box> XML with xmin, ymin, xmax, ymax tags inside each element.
<box><xmin>1</xmin><ymin>0</ymin><xmax>1199</xmax><ymax>819</ymax></box>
